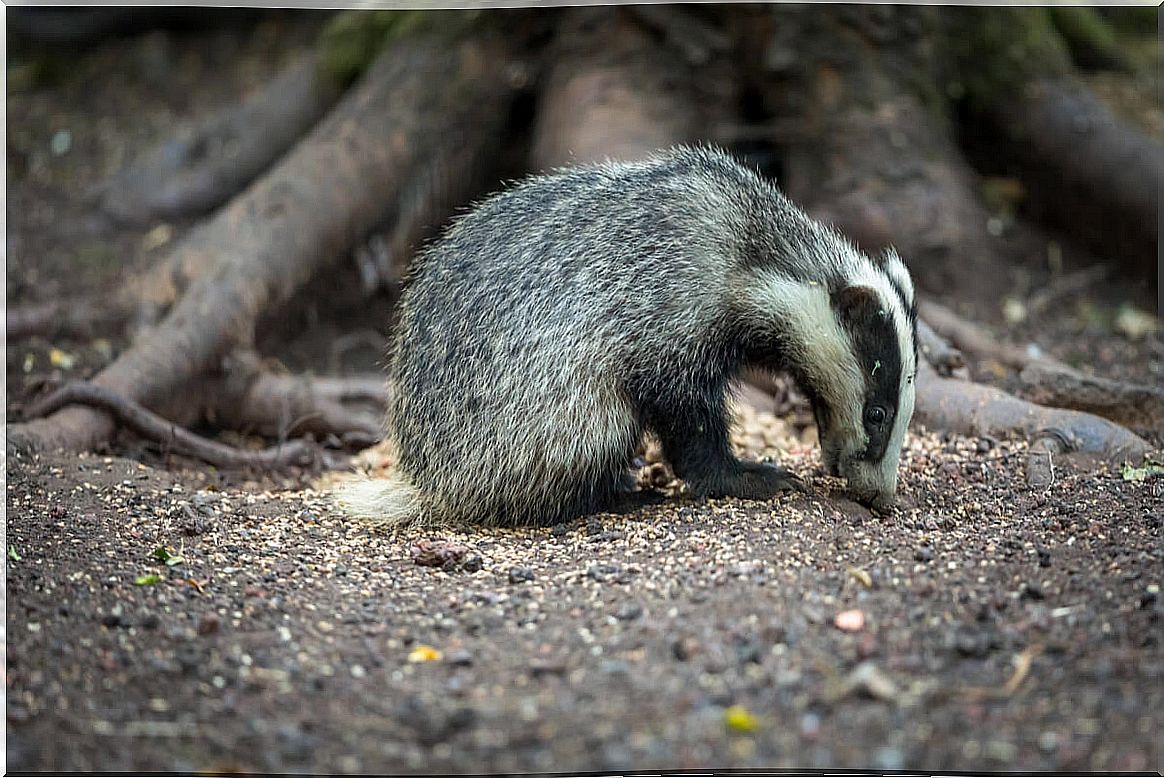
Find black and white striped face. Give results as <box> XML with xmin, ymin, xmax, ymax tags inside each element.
<box><xmin>820</xmin><ymin>253</ymin><xmax>917</xmax><ymax>509</ymax></box>
<box><xmin>743</xmin><ymin>247</ymin><xmax>917</xmax><ymax>510</ymax></box>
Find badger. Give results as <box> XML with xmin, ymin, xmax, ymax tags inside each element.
<box><xmin>339</xmin><ymin>146</ymin><xmax>918</xmax><ymax>526</ymax></box>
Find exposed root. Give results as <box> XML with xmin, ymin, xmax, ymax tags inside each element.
<box><xmin>24</xmin><ymin>383</ymin><xmax>319</xmax><ymax>470</ymax></box>
<box><xmin>1027</xmin><ymin>436</ymin><xmax>1061</xmax><ymax>491</ymax></box>
<box><xmin>7</xmin><ymin>33</ymin><xmax>519</xmax><ymax>457</ymax></box>
<box><xmin>96</xmin><ymin>50</ymin><xmax>346</xmax><ymax>225</ymax></box>
<box><xmin>750</xmin><ymin>6</ymin><xmax>1012</xmax><ymax>298</ymax></box>
<box><xmin>981</xmin><ymin>78</ymin><xmax>1162</xmax><ymax>277</ymax></box>
<box><xmin>921</xmin><ymin>299</ymin><xmax>1164</xmax><ymax>431</ymax></box>
<box><xmin>1018</xmin><ymin>361</ymin><xmax>1164</xmax><ymax>433</ymax></box>
<box><xmin>920</xmin><ymin>299</ymin><xmax>1057</xmax><ymax>372</ymax></box>
<box><xmin>914</xmin><ymin>358</ymin><xmax>1151</xmax><ymax>466</ymax></box>
<box><xmin>6</xmin><ymin>298</ymin><xmax>133</xmax><ymax>341</ymax></box>
<box><xmin>207</xmin><ymin>352</ymin><xmax>384</xmax><ymax>443</ymax></box>
<box><xmin>1026</xmin><ymin>265</ymin><xmax>1111</xmax><ymax>319</ymax></box>
<box><xmin>916</xmin><ymin>318</ymin><xmax>966</xmax><ymax>376</ymax></box>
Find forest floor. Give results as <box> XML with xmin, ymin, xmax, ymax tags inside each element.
<box><xmin>6</xmin><ymin>16</ymin><xmax>1163</xmax><ymax>775</ymax></box>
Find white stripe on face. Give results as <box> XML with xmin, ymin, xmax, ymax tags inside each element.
<box><xmin>741</xmin><ymin>272</ymin><xmax>866</xmax><ymax>445</ymax></box>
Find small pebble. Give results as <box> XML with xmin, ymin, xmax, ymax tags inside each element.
<box><xmin>834</xmin><ymin>609</ymin><xmax>865</xmax><ymax>632</ymax></box>
<box><xmin>197</xmin><ymin>613</ymin><xmax>220</xmax><ymax>636</ymax></box>
<box><xmin>587</xmin><ymin>563</ymin><xmax>623</xmax><ymax>583</ymax></box>
<box><xmin>1020</xmin><ymin>582</ymin><xmax>1045</xmax><ymax>601</ymax></box>
<box><xmin>508</xmin><ymin>567</ymin><xmax>535</xmax><ymax>585</ymax></box>
<box><xmin>50</xmin><ymin>129</ymin><xmax>72</xmax><ymax>156</ymax></box>
<box><xmin>446</xmin><ymin>650</ymin><xmax>474</xmax><ymax>667</ymax></box>
<box><xmin>614</xmin><ymin>602</ymin><xmax>642</xmax><ymax>621</ymax></box>
<box><xmin>672</xmin><ymin>637</ymin><xmax>700</xmax><ymax>661</ymax></box>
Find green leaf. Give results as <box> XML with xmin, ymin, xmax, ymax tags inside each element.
<box><xmin>135</xmin><ymin>574</ymin><xmax>163</xmax><ymax>586</ymax></box>
<box><xmin>8</xmin><ymin>546</ymin><xmax>21</xmax><ymax>561</ymax></box>
<box><xmin>152</xmin><ymin>545</ymin><xmax>182</xmax><ymax>566</ymax></box>
<box><xmin>1122</xmin><ymin>463</ymin><xmax>1164</xmax><ymax>482</ymax></box>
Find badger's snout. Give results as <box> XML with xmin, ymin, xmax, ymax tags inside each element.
<box><xmin>838</xmin><ymin>456</ymin><xmax>899</xmax><ymax>512</ymax></box>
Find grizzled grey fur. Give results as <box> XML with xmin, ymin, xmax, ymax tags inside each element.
<box><xmin>339</xmin><ymin>146</ymin><xmax>918</xmax><ymax>526</ymax></box>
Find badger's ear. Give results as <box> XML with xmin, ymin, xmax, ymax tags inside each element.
<box><xmin>831</xmin><ymin>285</ymin><xmax>882</xmax><ymax>326</ymax></box>
<box><xmin>879</xmin><ymin>248</ymin><xmax>915</xmax><ymax>303</ymax></box>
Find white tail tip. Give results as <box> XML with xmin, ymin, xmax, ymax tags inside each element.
<box><xmin>333</xmin><ymin>475</ymin><xmax>423</xmax><ymax>525</ymax></box>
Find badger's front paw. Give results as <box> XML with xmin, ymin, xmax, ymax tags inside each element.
<box><xmin>703</xmin><ymin>461</ymin><xmax>804</xmax><ymax>501</ymax></box>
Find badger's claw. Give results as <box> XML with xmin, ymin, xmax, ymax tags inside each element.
<box><xmin>707</xmin><ymin>461</ymin><xmax>804</xmax><ymax>501</ymax></box>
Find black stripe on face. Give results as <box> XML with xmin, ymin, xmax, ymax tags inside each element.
<box><xmin>831</xmin><ymin>286</ymin><xmax>904</xmax><ymax>463</ymax></box>
<box><xmin>884</xmin><ymin>273</ymin><xmax>911</xmax><ymax>322</ymax></box>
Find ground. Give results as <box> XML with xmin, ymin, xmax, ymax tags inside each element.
<box><xmin>5</xmin><ymin>14</ymin><xmax>1163</xmax><ymax>775</ymax></box>
<box><xmin>5</xmin><ymin>436</ymin><xmax>1162</xmax><ymax>773</ymax></box>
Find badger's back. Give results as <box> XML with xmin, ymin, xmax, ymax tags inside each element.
<box><xmin>386</xmin><ymin>148</ymin><xmax>768</xmax><ymax>525</ymax></box>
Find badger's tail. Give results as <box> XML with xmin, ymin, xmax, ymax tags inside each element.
<box><xmin>334</xmin><ymin>473</ymin><xmax>426</xmax><ymax>525</ymax></box>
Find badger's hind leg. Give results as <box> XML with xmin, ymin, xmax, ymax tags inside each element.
<box><xmin>515</xmin><ymin>387</ymin><xmax>642</xmax><ymax>526</ymax></box>
<box><xmin>641</xmin><ymin>389</ymin><xmax>801</xmax><ymax>501</ymax></box>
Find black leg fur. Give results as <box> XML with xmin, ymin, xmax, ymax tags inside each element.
<box><xmin>639</xmin><ymin>386</ymin><xmax>799</xmax><ymax>501</ymax></box>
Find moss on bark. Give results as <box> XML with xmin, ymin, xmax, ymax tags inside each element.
<box><xmin>944</xmin><ymin>8</ymin><xmax>1071</xmax><ymax>109</ymax></box>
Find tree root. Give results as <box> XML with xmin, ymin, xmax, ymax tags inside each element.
<box><xmin>7</xmin><ymin>33</ymin><xmax>520</xmax><ymax>458</ymax></box>
<box><xmin>914</xmin><ymin>358</ymin><xmax>1152</xmax><ymax>475</ymax></box>
<box><xmin>24</xmin><ymin>383</ymin><xmax>320</xmax><ymax>470</ymax></box>
<box><xmin>206</xmin><ymin>351</ymin><xmax>384</xmax><ymax>444</ymax></box>
<box><xmin>96</xmin><ymin>50</ymin><xmax>346</xmax><ymax>226</ymax></box>
<box><xmin>916</xmin><ymin>319</ymin><xmax>966</xmax><ymax>375</ymax></box>
<box><xmin>919</xmin><ymin>299</ymin><xmax>1049</xmax><ymax>372</ymax></box>
<box><xmin>1016</xmin><ymin>362</ymin><xmax>1164</xmax><ymax>434</ymax></box>
<box><xmin>946</xmin><ymin>7</ymin><xmax>1161</xmax><ymax>280</ymax></box>
<box><xmin>6</xmin><ymin>298</ymin><xmax>133</xmax><ymax>341</ymax></box>
<box><xmin>920</xmin><ymin>299</ymin><xmax>1164</xmax><ymax>431</ymax></box>
<box><xmin>742</xmin><ymin>6</ymin><xmax>1012</xmax><ymax>299</ymax></box>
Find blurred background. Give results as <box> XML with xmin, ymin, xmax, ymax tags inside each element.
<box><xmin>7</xmin><ymin>4</ymin><xmax>1162</xmax><ymax>445</ymax></box>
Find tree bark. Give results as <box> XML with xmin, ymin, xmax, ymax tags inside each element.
<box><xmin>529</xmin><ymin>6</ymin><xmax>731</xmax><ymax>169</ymax></box>
<box><xmin>979</xmin><ymin>79</ymin><xmax>1161</xmax><ymax>278</ymax></box>
<box><xmin>747</xmin><ymin>6</ymin><xmax>1012</xmax><ymax>299</ymax></box>
<box><xmin>947</xmin><ymin>7</ymin><xmax>1161</xmax><ymax>281</ymax></box>
<box><xmin>97</xmin><ymin>50</ymin><xmax>346</xmax><ymax>226</ymax></box>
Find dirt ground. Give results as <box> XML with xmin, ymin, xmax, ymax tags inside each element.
<box><xmin>6</xmin><ymin>13</ymin><xmax>1163</xmax><ymax>775</ymax></box>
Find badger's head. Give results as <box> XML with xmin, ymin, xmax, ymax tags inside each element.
<box><xmin>742</xmin><ymin>246</ymin><xmax>918</xmax><ymax>510</ymax></box>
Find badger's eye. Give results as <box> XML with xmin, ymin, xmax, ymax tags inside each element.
<box><xmin>865</xmin><ymin>406</ymin><xmax>887</xmax><ymax>426</ymax></box>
